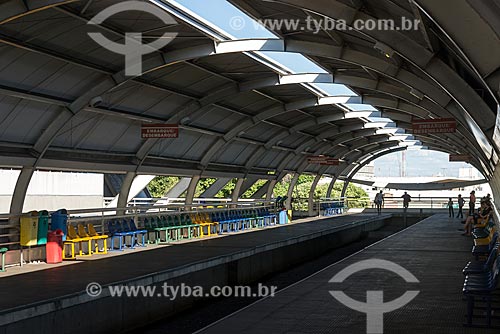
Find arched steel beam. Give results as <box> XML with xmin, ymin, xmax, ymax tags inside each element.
<box><xmin>247</xmin><ymin>0</ymin><xmax>495</xmax><ymax>156</ymax></box>
<box><xmin>2</xmin><ymin>7</ymin><xmax>492</xmax><ymax>188</ymax></box>
<box><xmin>0</xmin><ymin>0</ymin><xmax>76</xmax><ymax>24</ymax></box>
<box><xmin>2</xmin><ymin>28</ymin><xmax>489</xmax><ymax>176</ymax></box>
<box><xmin>183</xmin><ymin>49</ymin><xmax>490</xmax><ymax>171</ymax></box>
<box><xmin>338</xmin><ymin>141</ymin><xmax>487</xmax><ymax>186</ymax></box>
<box><xmin>239</xmin><ymin>84</ymin><xmax>487</xmax><ymax>174</ymax></box>
<box><xmin>288</xmin><ymin>140</ymin><xmax>404</xmax><ymax>179</ymax></box>
<box><xmin>340</xmin><ymin>147</ymin><xmax>409</xmax><ymax>197</ymax></box>
<box><xmin>412</xmin><ymin>0</ymin><xmax>499</xmax><ymax>105</ymax></box>
<box><xmin>2</xmin><ymin>1</ymin><xmax>492</xmax><ymax>170</ymax></box>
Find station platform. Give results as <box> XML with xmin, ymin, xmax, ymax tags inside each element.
<box><xmin>196</xmin><ymin>214</ymin><xmax>498</xmax><ymax>334</ymax></box>
<box><xmin>0</xmin><ymin>213</ymin><xmax>390</xmax><ymax>333</ymax></box>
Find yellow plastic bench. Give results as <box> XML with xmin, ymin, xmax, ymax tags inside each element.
<box><xmin>63</xmin><ymin>225</ymin><xmax>92</xmax><ymax>259</ymax></box>
<box><xmin>79</xmin><ymin>223</ymin><xmax>108</xmax><ymax>255</ymax></box>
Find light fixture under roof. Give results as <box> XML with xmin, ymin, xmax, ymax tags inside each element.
<box><xmin>409</xmin><ymin>88</ymin><xmax>424</xmax><ymax>100</ymax></box>
<box><xmin>374</xmin><ymin>42</ymin><xmax>395</xmax><ymax>58</ymax></box>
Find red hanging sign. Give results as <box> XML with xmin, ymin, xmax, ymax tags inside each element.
<box><xmin>412</xmin><ymin>118</ymin><xmax>456</xmax><ymax>134</ymax></box>
<box><xmin>307</xmin><ymin>156</ymin><xmax>340</xmax><ymax>166</ymax></box>
<box><xmin>141</xmin><ymin>124</ymin><xmax>179</xmax><ymax>139</ymax></box>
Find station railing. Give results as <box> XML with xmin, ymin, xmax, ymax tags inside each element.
<box><xmin>0</xmin><ymin>198</ymin><xmax>276</xmax><ymax>250</ymax></box>
<box><xmin>292</xmin><ymin>196</ymin><xmax>488</xmax><ymax>216</ymax></box>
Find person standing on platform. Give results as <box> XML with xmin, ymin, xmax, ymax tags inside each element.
<box><xmin>374</xmin><ymin>190</ymin><xmax>384</xmax><ymax>215</ymax></box>
<box><xmin>469</xmin><ymin>191</ymin><xmax>476</xmax><ymax>216</ymax></box>
<box><xmin>456</xmin><ymin>194</ymin><xmax>465</xmax><ymax>219</ymax></box>
<box><xmin>447</xmin><ymin>198</ymin><xmax>454</xmax><ymax>218</ymax></box>
<box><xmin>401</xmin><ymin>192</ymin><xmax>411</xmax><ymax>210</ymax></box>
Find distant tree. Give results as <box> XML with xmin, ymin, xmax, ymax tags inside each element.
<box><xmin>194</xmin><ymin>178</ymin><xmax>217</xmax><ymax>197</ymax></box>
<box><xmin>215</xmin><ymin>178</ymin><xmax>237</xmax><ymax>198</ymax></box>
<box><xmin>241</xmin><ymin>179</ymin><xmax>268</xmax><ymax>198</ymax></box>
<box><xmin>147</xmin><ymin>176</ymin><xmax>180</xmax><ymax>198</ymax></box>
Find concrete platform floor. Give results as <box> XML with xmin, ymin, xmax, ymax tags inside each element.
<box><xmin>196</xmin><ymin>214</ymin><xmax>499</xmax><ymax>334</ymax></box>
<box><xmin>0</xmin><ymin>213</ymin><xmax>387</xmax><ymax>313</ymax></box>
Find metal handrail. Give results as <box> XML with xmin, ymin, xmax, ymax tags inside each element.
<box><xmin>0</xmin><ymin>198</ymin><xmax>277</xmax><ymax>249</ymax></box>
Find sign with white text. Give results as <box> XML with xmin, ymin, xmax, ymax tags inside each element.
<box><xmin>307</xmin><ymin>156</ymin><xmax>340</xmax><ymax>166</ymax></box>
<box><xmin>141</xmin><ymin>124</ymin><xmax>179</xmax><ymax>139</ymax></box>
<box><xmin>412</xmin><ymin>118</ymin><xmax>456</xmax><ymax>134</ymax></box>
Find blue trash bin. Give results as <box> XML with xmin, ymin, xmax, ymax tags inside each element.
<box><xmin>279</xmin><ymin>210</ymin><xmax>288</xmax><ymax>224</ymax></box>
<box><xmin>51</xmin><ymin>209</ymin><xmax>68</xmax><ymax>241</ymax></box>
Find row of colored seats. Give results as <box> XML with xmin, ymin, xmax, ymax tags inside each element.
<box><xmin>144</xmin><ymin>214</ymin><xmax>202</xmax><ymax>244</ymax></box>
<box><xmin>143</xmin><ymin>208</ymin><xmax>278</xmax><ymax>244</ymax></box>
<box><xmin>210</xmin><ymin>208</ymin><xmax>277</xmax><ymax>233</ymax></box>
<box><xmin>462</xmin><ymin>215</ymin><xmax>500</xmax><ymax>328</ymax></box>
<box><xmin>62</xmin><ymin>208</ymin><xmax>278</xmax><ymax>257</ymax></box>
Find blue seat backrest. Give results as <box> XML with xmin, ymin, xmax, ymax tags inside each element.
<box><xmin>128</xmin><ymin>219</ymin><xmax>138</xmax><ymax>231</ymax></box>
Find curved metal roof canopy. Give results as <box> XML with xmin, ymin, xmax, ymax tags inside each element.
<box><xmin>0</xmin><ymin>0</ymin><xmax>498</xmax><ymax>192</ymax></box>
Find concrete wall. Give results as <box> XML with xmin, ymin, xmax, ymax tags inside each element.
<box><xmin>0</xmin><ymin>216</ymin><xmax>390</xmax><ymax>334</ymax></box>
<box><xmin>0</xmin><ymin>170</ymin><xmax>104</xmax><ymax>213</ymax></box>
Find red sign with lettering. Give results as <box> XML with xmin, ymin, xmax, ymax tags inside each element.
<box><xmin>412</xmin><ymin>118</ymin><xmax>456</xmax><ymax>134</ymax></box>
<box><xmin>141</xmin><ymin>124</ymin><xmax>179</xmax><ymax>139</ymax></box>
<box><xmin>307</xmin><ymin>156</ymin><xmax>340</xmax><ymax>166</ymax></box>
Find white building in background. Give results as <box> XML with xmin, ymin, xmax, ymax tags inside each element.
<box><xmin>0</xmin><ymin>170</ymin><xmax>104</xmax><ymax>213</ymax></box>
<box><xmin>459</xmin><ymin>167</ymin><xmax>482</xmax><ymax>179</ymax></box>
<box><xmin>358</xmin><ymin>163</ymin><xmax>375</xmax><ymax>180</ymax></box>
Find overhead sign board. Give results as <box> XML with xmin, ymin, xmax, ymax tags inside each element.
<box><xmin>449</xmin><ymin>154</ymin><xmax>472</xmax><ymax>162</ymax></box>
<box><xmin>307</xmin><ymin>156</ymin><xmax>340</xmax><ymax>166</ymax></box>
<box><xmin>412</xmin><ymin>118</ymin><xmax>456</xmax><ymax>134</ymax></box>
<box><xmin>141</xmin><ymin>124</ymin><xmax>179</xmax><ymax>139</ymax></box>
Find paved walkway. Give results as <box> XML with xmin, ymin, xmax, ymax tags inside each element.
<box><xmin>0</xmin><ymin>213</ymin><xmax>387</xmax><ymax>314</ymax></box>
<box><xmin>196</xmin><ymin>214</ymin><xmax>498</xmax><ymax>334</ymax></box>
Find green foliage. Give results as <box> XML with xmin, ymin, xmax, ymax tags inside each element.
<box><xmin>147</xmin><ymin>176</ymin><xmax>181</xmax><ymax>198</ymax></box>
<box><xmin>194</xmin><ymin>178</ymin><xmax>217</xmax><ymax>197</ymax></box>
<box><xmin>215</xmin><ymin>178</ymin><xmax>237</xmax><ymax>198</ymax></box>
<box><xmin>271</xmin><ymin>174</ymin><xmax>368</xmax><ymax>210</ymax></box>
<box><xmin>146</xmin><ymin>174</ymin><xmax>368</xmax><ymax>209</ymax></box>
<box><xmin>241</xmin><ymin>179</ymin><xmax>268</xmax><ymax>199</ymax></box>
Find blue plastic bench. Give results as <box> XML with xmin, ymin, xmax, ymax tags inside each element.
<box><xmin>127</xmin><ymin>219</ymin><xmax>148</xmax><ymax>247</ymax></box>
<box><xmin>463</xmin><ymin>255</ymin><xmax>500</xmax><ymax>328</ymax></box>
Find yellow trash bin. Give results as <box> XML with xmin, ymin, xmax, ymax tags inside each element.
<box><xmin>20</xmin><ymin>211</ymin><xmax>39</xmax><ymax>246</ymax></box>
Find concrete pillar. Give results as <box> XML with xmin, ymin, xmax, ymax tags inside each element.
<box><xmin>231</xmin><ymin>178</ymin><xmax>244</xmax><ymax>203</ymax></box>
<box><xmin>117</xmin><ymin>172</ymin><xmax>136</xmax><ymax>215</ymax></box>
<box><xmin>285</xmin><ymin>174</ymin><xmax>299</xmax><ymax>210</ymax></box>
<box><xmin>326</xmin><ymin>176</ymin><xmax>337</xmax><ymax>198</ymax></box>
<box><xmin>9</xmin><ymin>167</ymin><xmax>34</xmax><ymax>241</ymax></box>
<box><xmin>200</xmin><ymin>178</ymin><xmax>230</xmax><ymax>198</ymax></box>
<box><xmin>164</xmin><ymin>177</ymin><xmax>192</xmax><ymax>198</ymax></box>
<box><xmin>308</xmin><ymin>175</ymin><xmax>322</xmax><ymax>216</ymax></box>
<box><xmin>341</xmin><ymin>179</ymin><xmax>349</xmax><ymax>198</ymax></box>
<box><xmin>265</xmin><ymin>179</ymin><xmax>278</xmax><ymax>200</ymax></box>
<box><xmin>250</xmin><ymin>180</ymin><xmax>269</xmax><ymax>199</ymax></box>
<box><xmin>185</xmin><ymin>175</ymin><xmax>201</xmax><ymax>205</ymax></box>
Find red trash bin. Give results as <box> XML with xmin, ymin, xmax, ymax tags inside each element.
<box><xmin>46</xmin><ymin>229</ymin><xmax>64</xmax><ymax>264</ymax></box>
